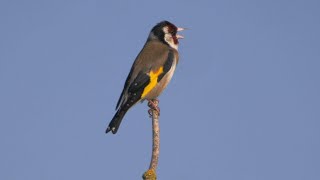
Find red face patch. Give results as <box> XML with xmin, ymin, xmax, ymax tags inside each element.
<box><xmin>167</xmin><ymin>24</ymin><xmax>179</xmax><ymax>44</ymax></box>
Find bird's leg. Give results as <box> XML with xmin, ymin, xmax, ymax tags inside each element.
<box><xmin>148</xmin><ymin>99</ymin><xmax>160</xmax><ymax>116</ymax></box>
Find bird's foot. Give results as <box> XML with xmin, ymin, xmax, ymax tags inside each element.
<box><xmin>148</xmin><ymin>99</ymin><xmax>160</xmax><ymax>116</ymax></box>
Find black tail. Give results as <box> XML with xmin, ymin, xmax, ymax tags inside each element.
<box><xmin>106</xmin><ymin>108</ymin><xmax>128</xmax><ymax>134</ymax></box>
<box><xmin>106</xmin><ymin>87</ymin><xmax>142</xmax><ymax>134</ymax></box>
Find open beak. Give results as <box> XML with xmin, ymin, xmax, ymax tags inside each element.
<box><xmin>177</xmin><ymin>27</ymin><xmax>185</xmax><ymax>32</ymax></box>
<box><xmin>176</xmin><ymin>27</ymin><xmax>185</xmax><ymax>39</ymax></box>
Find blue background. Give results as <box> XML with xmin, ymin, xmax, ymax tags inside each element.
<box><xmin>1</xmin><ymin>0</ymin><xmax>319</xmax><ymax>179</ymax></box>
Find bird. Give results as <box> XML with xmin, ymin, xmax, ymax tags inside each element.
<box><xmin>106</xmin><ymin>21</ymin><xmax>185</xmax><ymax>134</ymax></box>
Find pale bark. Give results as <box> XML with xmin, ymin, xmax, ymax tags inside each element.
<box><xmin>142</xmin><ymin>100</ymin><xmax>160</xmax><ymax>180</ymax></box>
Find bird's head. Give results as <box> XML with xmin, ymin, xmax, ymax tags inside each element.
<box><xmin>148</xmin><ymin>21</ymin><xmax>185</xmax><ymax>50</ymax></box>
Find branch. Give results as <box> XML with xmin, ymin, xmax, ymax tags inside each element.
<box><xmin>142</xmin><ymin>99</ymin><xmax>160</xmax><ymax>180</ymax></box>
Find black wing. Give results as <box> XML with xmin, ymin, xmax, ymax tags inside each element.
<box><xmin>115</xmin><ymin>65</ymin><xmax>134</xmax><ymax>110</ymax></box>
<box><xmin>115</xmin><ymin>49</ymin><xmax>174</xmax><ymax>109</ymax></box>
<box><xmin>157</xmin><ymin>50</ymin><xmax>174</xmax><ymax>82</ymax></box>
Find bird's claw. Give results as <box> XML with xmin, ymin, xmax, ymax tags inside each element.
<box><xmin>148</xmin><ymin>99</ymin><xmax>160</xmax><ymax>116</ymax></box>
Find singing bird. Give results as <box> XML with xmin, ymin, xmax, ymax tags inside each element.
<box><xmin>106</xmin><ymin>21</ymin><xmax>184</xmax><ymax>134</ymax></box>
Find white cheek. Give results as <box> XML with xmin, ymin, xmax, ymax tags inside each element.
<box><xmin>164</xmin><ymin>35</ymin><xmax>172</xmax><ymax>43</ymax></box>
<box><xmin>164</xmin><ymin>34</ymin><xmax>178</xmax><ymax>50</ymax></box>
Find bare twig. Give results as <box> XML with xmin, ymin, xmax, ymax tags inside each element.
<box><xmin>142</xmin><ymin>99</ymin><xmax>160</xmax><ymax>180</ymax></box>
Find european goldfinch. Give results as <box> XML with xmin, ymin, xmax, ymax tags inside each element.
<box><xmin>106</xmin><ymin>21</ymin><xmax>184</xmax><ymax>134</ymax></box>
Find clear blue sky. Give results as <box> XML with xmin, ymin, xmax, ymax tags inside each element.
<box><xmin>1</xmin><ymin>0</ymin><xmax>319</xmax><ymax>179</ymax></box>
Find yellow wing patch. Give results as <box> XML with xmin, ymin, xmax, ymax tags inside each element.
<box><xmin>141</xmin><ymin>67</ymin><xmax>164</xmax><ymax>98</ymax></box>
